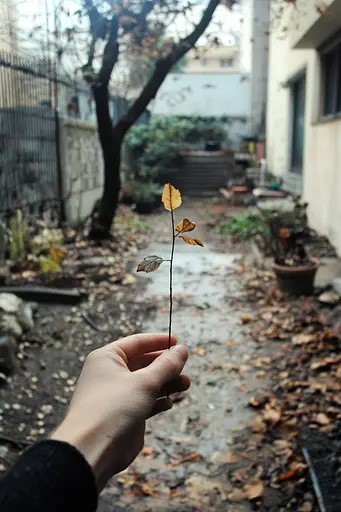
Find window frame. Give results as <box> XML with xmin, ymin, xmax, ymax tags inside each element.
<box><xmin>320</xmin><ymin>31</ymin><xmax>341</xmax><ymax>120</ymax></box>
<box><xmin>220</xmin><ymin>58</ymin><xmax>233</xmax><ymax>68</ymax></box>
<box><xmin>288</xmin><ymin>70</ymin><xmax>306</xmax><ymax>175</ymax></box>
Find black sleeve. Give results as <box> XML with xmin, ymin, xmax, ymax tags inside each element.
<box><xmin>0</xmin><ymin>440</ymin><xmax>98</xmax><ymax>512</ymax></box>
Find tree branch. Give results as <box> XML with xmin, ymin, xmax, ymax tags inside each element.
<box><xmin>116</xmin><ymin>0</ymin><xmax>222</xmax><ymax>136</ymax></box>
<box><xmin>98</xmin><ymin>16</ymin><xmax>119</xmax><ymax>86</ymax></box>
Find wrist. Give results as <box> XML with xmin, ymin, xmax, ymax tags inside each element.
<box><xmin>51</xmin><ymin>414</ymin><xmax>113</xmax><ymax>488</ymax></box>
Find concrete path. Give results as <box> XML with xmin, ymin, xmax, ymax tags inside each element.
<box><xmin>100</xmin><ymin>202</ymin><xmax>269</xmax><ymax>511</ymax></box>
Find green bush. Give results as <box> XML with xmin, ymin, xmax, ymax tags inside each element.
<box><xmin>217</xmin><ymin>213</ymin><xmax>270</xmax><ymax>241</ymax></box>
<box><xmin>125</xmin><ymin>116</ymin><xmax>226</xmax><ymax>183</ymax></box>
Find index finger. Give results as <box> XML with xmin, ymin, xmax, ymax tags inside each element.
<box><xmin>110</xmin><ymin>333</ymin><xmax>177</xmax><ymax>360</ymax></box>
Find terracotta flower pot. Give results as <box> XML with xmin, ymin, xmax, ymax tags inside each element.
<box><xmin>272</xmin><ymin>257</ymin><xmax>320</xmax><ymax>295</ymax></box>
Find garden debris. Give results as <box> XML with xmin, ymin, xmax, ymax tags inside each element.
<box><xmin>318</xmin><ymin>290</ymin><xmax>340</xmax><ymax>305</ymax></box>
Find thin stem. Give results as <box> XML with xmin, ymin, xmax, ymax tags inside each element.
<box><xmin>169</xmin><ymin>209</ymin><xmax>175</xmax><ymax>351</ymax></box>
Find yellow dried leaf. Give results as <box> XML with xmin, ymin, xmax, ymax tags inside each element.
<box><xmin>180</xmin><ymin>236</ymin><xmax>204</xmax><ymax>247</ymax></box>
<box><xmin>162</xmin><ymin>183</ymin><xmax>182</xmax><ymax>211</ymax></box>
<box><xmin>39</xmin><ymin>256</ymin><xmax>60</xmax><ymax>273</ymax></box>
<box><xmin>49</xmin><ymin>247</ymin><xmax>67</xmax><ymax>263</ymax></box>
<box><xmin>244</xmin><ymin>479</ymin><xmax>264</xmax><ymax>500</ymax></box>
<box><xmin>176</xmin><ymin>218</ymin><xmax>196</xmax><ymax>234</ymax></box>
<box><xmin>137</xmin><ymin>255</ymin><xmax>164</xmax><ymax>273</ymax></box>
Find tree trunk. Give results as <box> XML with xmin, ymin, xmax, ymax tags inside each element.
<box><xmin>89</xmin><ymin>85</ymin><xmax>122</xmax><ymax>240</ymax></box>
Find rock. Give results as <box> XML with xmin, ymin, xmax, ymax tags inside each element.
<box><xmin>319</xmin><ymin>291</ymin><xmax>340</xmax><ymax>305</ymax></box>
<box><xmin>0</xmin><ymin>293</ymin><xmax>34</xmax><ymax>335</ymax></box>
<box><xmin>17</xmin><ymin>302</ymin><xmax>34</xmax><ymax>330</ymax></box>
<box><xmin>0</xmin><ymin>293</ymin><xmax>22</xmax><ymax>314</ymax></box>
<box><xmin>332</xmin><ymin>277</ymin><xmax>341</xmax><ymax>297</ymax></box>
<box><xmin>0</xmin><ymin>314</ymin><xmax>23</xmax><ymax>338</ymax></box>
<box><xmin>0</xmin><ymin>336</ymin><xmax>17</xmax><ymax>375</ymax></box>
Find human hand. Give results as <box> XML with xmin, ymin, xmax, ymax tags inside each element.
<box><xmin>51</xmin><ymin>333</ymin><xmax>190</xmax><ymax>490</ymax></box>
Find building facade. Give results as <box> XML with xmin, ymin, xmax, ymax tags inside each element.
<box><xmin>266</xmin><ymin>0</ymin><xmax>341</xmax><ymax>256</ymax></box>
<box><xmin>185</xmin><ymin>46</ymin><xmax>240</xmax><ymax>74</ymax></box>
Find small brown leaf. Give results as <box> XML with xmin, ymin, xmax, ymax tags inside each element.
<box><xmin>183</xmin><ymin>451</ymin><xmax>201</xmax><ymax>463</ymax></box>
<box><xmin>137</xmin><ymin>255</ymin><xmax>164</xmax><ymax>273</ymax></box>
<box><xmin>263</xmin><ymin>404</ymin><xmax>281</xmax><ymax>425</ymax></box>
<box><xmin>162</xmin><ymin>183</ymin><xmax>182</xmax><ymax>211</ymax></box>
<box><xmin>142</xmin><ymin>446</ymin><xmax>156</xmax><ymax>457</ymax></box>
<box><xmin>139</xmin><ymin>482</ymin><xmax>155</xmax><ymax>496</ymax></box>
<box><xmin>227</xmin><ymin>488</ymin><xmax>246</xmax><ymax>502</ymax></box>
<box><xmin>248</xmin><ymin>395</ymin><xmax>268</xmax><ymax>408</ymax></box>
<box><xmin>315</xmin><ymin>412</ymin><xmax>331</xmax><ymax>425</ymax></box>
<box><xmin>244</xmin><ymin>479</ymin><xmax>264</xmax><ymax>500</ymax></box>
<box><xmin>292</xmin><ymin>333</ymin><xmax>317</xmax><ymax>345</ymax></box>
<box><xmin>195</xmin><ymin>347</ymin><xmax>206</xmax><ymax>356</ymax></box>
<box><xmin>241</xmin><ymin>314</ymin><xmax>251</xmax><ymax>324</ymax></box>
<box><xmin>176</xmin><ymin>218</ymin><xmax>196</xmax><ymax>233</ymax></box>
<box><xmin>180</xmin><ymin>236</ymin><xmax>204</xmax><ymax>247</ymax></box>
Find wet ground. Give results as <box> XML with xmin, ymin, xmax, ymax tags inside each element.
<box><xmin>0</xmin><ymin>199</ymin><xmax>281</xmax><ymax>511</ymax></box>
<box><xmin>99</xmin><ymin>203</ymin><xmax>272</xmax><ymax>511</ymax></box>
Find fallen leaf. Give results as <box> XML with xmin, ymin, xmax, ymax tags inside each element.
<box><xmin>141</xmin><ymin>446</ymin><xmax>156</xmax><ymax>457</ymax></box>
<box><xmin>278</xmin><ymin>462</ymin><xmax>306</xmax><ymax>481</ymax></box>
<box><xmin>227</xmin><ymin>488</ymin><xmax>246</xmax><ymax>502</ymax></box>
<box><xmin>315</xmin><ymin>412</ymin><xmax>331</xmax><ymax>425</ymax></box>
<box><xmin>136</xmin><ymin>255</ymin><xmax>164</xmax><ymax>273</ymax></box>
<box><xmin>180</xmin><ymin>236</ymin><xmax>204</xmax><ymax>247</ymax></box>
<box><xmin>162</xmin><ymin>183</ymin><xmax>182</xmax><ymax>211</ymax></box>
<box><xmin>252</xmin><ymin>415</ymin><xmax>266</xmax><ymax>433</ymax></box>
<box><xmin>310</xmin><ymin>356</ymin><xmax>341</xmax><ymax>371</ymax></box>
<box><xmin>122</xmin><ymin>273</ymin><xmax>136</xmax><ymax>285</ymax></box>
<box><xmin>292</xmin><ymin>333</ymin><xmax>317</xmax><ymax>345</ymax></box>
<box><xmin>183</xmin><ymin>451</ymin><xmax>201</xmax><ymax>463</ymax></box>
<box><xmin>241</xmin><ymin>314</ymin><xmax>251</xmax><ymax>324</ymax></box>
<box><xmin>299</xmin><ymin>501</ymin><xmax>313</xmax><ymax>512</ymax></box>
<box><xmin>248</xmin><ymin>395</ymin><xmax>268</xmax><ymax>408</ymax></box>
<box><xmin>225</xmin><ymin>339</ymin><xmax>236</xmax><ymax>347</ymax></box>
<box><xmin>224</xmin><ymin>450</ymin><xmax>239</xmax><ymax>463</ymax></box>
<box><xmin>263</xmin><ymin>404</ymin><xmax>281</xmax><ymax>425</ymax></box>
<box><xmin>195</xmin><ymin>347</ymin><xmax>206</xmax><ymax>356</ymax></box>
<box><xmin>244</xmin><ymin>479</ymin><xmax>264</xmax><ymax>500</ymax></box>
<box><xmin>225</xmin><ymin>407</ymin><xmax>233</xmax><ymax>413</ymax></box>
<box><xmin>273</xmin><ymin>439</ymin><xmax>293</xmax><ymax>459</ymax></box>
<box><xmin>176</xmin><ymin>218</ymin><xmax>196</xmax><ymax>233</ymax></box>
<box><xmin>139</xmin><ymin>482</ymin><xmax>155</xmax><ymax>496</ymax></box>
<box><xmin>40</xmin><ymin>256</ymin><xmax>60</xmax><ymax>273</ymax></box>
<box><xmin>49</xmin><ymin>247</ymin><xmax>67</xmax><ymax>262</ymax></box>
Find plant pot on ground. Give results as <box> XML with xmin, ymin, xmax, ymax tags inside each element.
<box><xmin>133</xmin><ymin>182</ymin><xmax>163</xmax><ymax>215</ymax></box>
<box><xmin>267</xmin><ymin>200</ymin><xmax>320</xmax><ymax>295</ymax></box>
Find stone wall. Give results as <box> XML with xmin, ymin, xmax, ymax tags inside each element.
<box><xmin>59</xmin><ymin>117</ymin><xmax>103</xmax><ymax>225</ymax></box>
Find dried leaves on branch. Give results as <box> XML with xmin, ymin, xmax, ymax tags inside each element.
<box><xmin>137</xmin><ymin>184</ymin><xmax>203</xmax><ymax>348</ymax></box>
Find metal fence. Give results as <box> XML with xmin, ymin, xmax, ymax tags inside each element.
<box><xmin>0</xmin><ymin>51</ymin><xmax>63</xmax><ymax>223</ymax></box>
<box><xmin>0</xmin><ymin>50</ymin><xmax>128</xmax><ymax>225</ymax></box>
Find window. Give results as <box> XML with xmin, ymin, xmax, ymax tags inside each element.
<box><xmin>200</xmin><ymin>57</ymin><xmax>208</xmax><ymax>67</ymax></box>
<box><xmin>291</xmin><ymin>74</ymin><xmax>306</xmax><ymax>174</ymax></box>
<box><xmin>220</xmin><ymin>58</ymin><xmax>233</xmax><ymax>68</ymax></box>
<box><xmin>321</xmin><ymin>39</ymin><xmax>341</xmax><ymax>117</ymax></box>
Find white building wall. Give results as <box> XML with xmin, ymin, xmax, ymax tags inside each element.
<box><xmin>266</xmin><ymin>0</ymin><xmax>341</xmax><ymax>256</ymax></box>
<box><xmin>151</xmin><ymin>73</ymin><xmax>251</xmax><ymax>147</ymax></box>
<box><xmin>250</xmin><ymin>0</ymin><xmax>270</xmax><ymax>135</ymax></box>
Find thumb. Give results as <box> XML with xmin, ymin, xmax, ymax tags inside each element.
<box><xmin>144</xmin><ymin>345</ymin><xmax>188</xmax><ymax>390</ymax></box>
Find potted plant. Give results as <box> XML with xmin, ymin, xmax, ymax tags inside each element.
<box><xmin>267</xmin><ymin>201</ymin><xmax>319</xmax><ymax>295</ymax></box>
<box><xmin>120</xmin><ymin>181</ymin><xmax>138</xmax><ymax>205</ymax></box>
<box><xmin>133</xmin><ymin>182</ymin><xmax>163</xmax><ymax>214</ymax></box>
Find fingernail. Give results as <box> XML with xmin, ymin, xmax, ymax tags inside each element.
<box><xmin>170</xmin><ymin>345</ymin><xmax>188</xmax><ymax>360</ymax></box>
